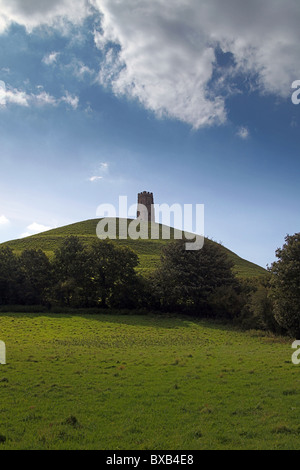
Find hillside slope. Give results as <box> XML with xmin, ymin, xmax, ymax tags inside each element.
<box><xmin>1</xmin><ymin>218</ymin><xmax>266</xmax><ymax>278</ymax></box>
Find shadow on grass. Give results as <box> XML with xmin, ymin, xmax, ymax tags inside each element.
<box><xmin>0</xmin><ymin>305</ymin><xmax>244</xmax><ymax>333</ymax></box>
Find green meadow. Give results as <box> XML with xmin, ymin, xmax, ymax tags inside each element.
<box><xmin>0</xmin><ymin>311</ymin><xmax>298</xmax><ymax>450</ymax></box>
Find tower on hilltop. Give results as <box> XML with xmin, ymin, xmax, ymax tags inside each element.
<box><xmin>137</xmin><ymin>191</ymin><xmax>155</xmax><ymax>223</ymax></box>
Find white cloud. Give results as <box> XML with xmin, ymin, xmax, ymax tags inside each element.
<box><xmin>69</xmin><ymin>59</ymin><xmax>95</xmax><ymax>80</ymax></box>
<box><xmin>1</xmin><ymin>1</ymin><xmax>300</xmax><ymax>128</ymax></box>
<box><xmin>93</xmin><ymin>29</ymin><xmax>106</xmax><ymax>51</ymax></box>
<box><xmin>34</xmin><ymin>91</ymin><xmax>58</xmax><ymax>106</ymax></box>
<box><xmin>61</xmin><ymin>92</ymin><xmax>79</xmax><ymax>109</ymax></box>
<box><xmin>0</xmin><ymin>0</ymin><xmax>91</xmax><ymax>33</ymax></box>
<box><xmin>0</xmin><ymin>80</ymin><xmax>79</xmax><ymax>109</ymax></box>
<box><xmin>0</xmin><ymin>80</ymin><xmax>50</xmax><ymax>108</ymax></box>
<box><xmin>0</xmin><ymin>80</ymin><xmax>29</xmax><ymax>107</ymax></box>
<box><xmin>20</xmin><ymin>222</ymin><xmax>54</xmax><ymax>238</ymax></box>
<box><xmin>42</xmin><ymin>51</ymin><xmax>60</xmax><ymax>65</ymax></box>
<box><xmin>92</xmin><ymin>0</ymin><xmax>300</xmax><ymax>128</ymax></box>
<box><xmin>27</xmin><ymin>222</ymin><xmax>52</xmax><ymax>232</ymax></box>
<box><xmin>236</xmin><ymin>126</ymin><xmax>249</xmax><ymax>139</ymax></box>
<box><xmin>89</xmin><ymin>175</ymin><xmax>103</xmax><ymax>182</ymax></box>
<box><xmin>94</xmin><ymin>4</ymin><xmax>225</xmax><ymax>128</ymax></box>
<box><xmin>89</xmin><ymin>162</ymin><xmax>109</xmax><ymax>182</ymax></box>
<box><xmin>0</xmin><ymin>215</ymin><xmax>10</xmax><ymax>226</ymax></box>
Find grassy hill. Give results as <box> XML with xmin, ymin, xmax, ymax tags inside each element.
<box><xmin>1</xmin><ymin>218</ymin><xmax>266</xmax><ymax>278</ymax></box>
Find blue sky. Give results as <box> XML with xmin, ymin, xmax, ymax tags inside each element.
<box><xmin>0</xmin><ymin>0</ymin><xmax>299</xmax><ymax>269</ymax></box>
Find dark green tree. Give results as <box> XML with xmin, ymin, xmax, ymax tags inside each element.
<box><xmin>270</xmin><ymin>233</ymin><xmax>300</xmax><ymax>336</ymax></box>
<box><xmin>0</xmin><ymin>246</ymin><xmax>21</xmax><ymax>304</ymax></box>
<box><xmin>239</xmin><ymin>276</ymin><xmax>277</xmax><ymax>331</ymax></box>
<box><xmin>52</xmin><ymin>236</ymin><xmax>88</xmax><ymax>306</ymax></box>
<box><xmin>19</xmin><ymin>249</ymin><xmax>52</xmax><ymax>305</ymax></box>
<box><xmin>86</xmin><ymin>240</ymin><xmax>139</xmax><ymax>308</ymax></box>
<box><xmin>151</xmin><ymin>238</ymin><xmax>238</xmax><ymax>315</ymax></box>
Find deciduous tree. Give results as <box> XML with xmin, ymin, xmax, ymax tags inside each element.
<box><xmin>152</xmin><ymin>238</ymin><xmax>238</xmax><ymax>315</ymax></box>
<box><xmin>270</xmin><ymin>233</ymin><xmax>300</xmax><ymax>336</ymax></box>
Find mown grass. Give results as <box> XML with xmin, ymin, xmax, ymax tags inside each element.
<box><xmin>1</xmin><ymin>218</ymin><xmax>266</xmax><ymax>278</ymax></box>
<box><xmin>0</xmin><ymin>312</ymin><xmax>298</xmax><ymax>450</ymax></box>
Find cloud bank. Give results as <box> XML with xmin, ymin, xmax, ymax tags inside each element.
<box><xmin>93</xmin><ymin>0</ymin><xmax>300</xmax><ymax>128</ymax></box>
<box><xmin>1</xmin><ymin>0</ymin><xmax>300</xmax><ymax>128</ymax></box>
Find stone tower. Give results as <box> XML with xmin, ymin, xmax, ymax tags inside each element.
<box><xmin>137</xmin><ymin>191</ymin><xmax>155</xmax><ymax>222</ymax></box>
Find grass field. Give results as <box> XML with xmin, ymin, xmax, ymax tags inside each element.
<box><xmin>1</xmin><ymin>218</ymin><xmax>267</xmax><ymax>278</ymax></box>
<box><xmin>0</xmin><ymin>311</ymin><xmax>298</xmax><ymax>450</ymax></box>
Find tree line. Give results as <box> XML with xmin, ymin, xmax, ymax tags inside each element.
<box><xmin>0</xmin><ymin>233</ymin><xmax>299</xmax><ymax>336</ymax></box>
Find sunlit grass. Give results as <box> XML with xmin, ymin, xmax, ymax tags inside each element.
<box><xmin>0</xmin><ymin>312</ymin><xmax>297</xmax><ymax>450</ymax></box>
